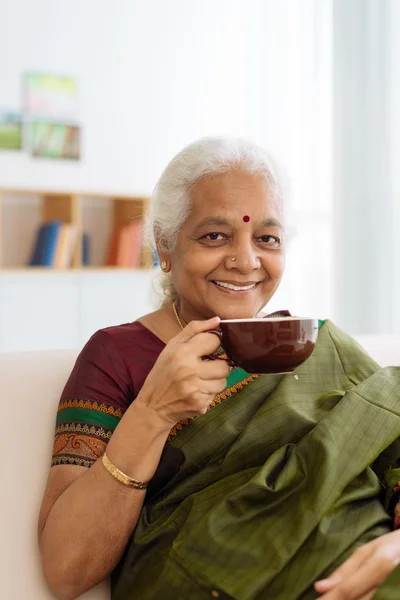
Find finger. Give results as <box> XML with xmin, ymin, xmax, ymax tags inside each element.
<box><xmin>319</xmin><ymin>588</ymin><xmax>377</xmax><ymax>600</ymax></box>
<box><xmin>359</xmin><ymin>591</ymin><xmax>377</xmax><ymax>600</ymax></box>
<box><xmin>174</xmin><ymin>317</ymin><xmax>221</xmax><ymax>343</ymax></box>
<box><xmin>201</xmin><ymin>378</ymin><xmax>228</xmax><ymax>396</ymax></box>
<box><xmin>188</xmin><ymin>330</ymin><xmax>223</xmax><ymax>358</ymax></box>
<box><xmin>318</xmin><ymin>551</ymin><xmax>397</xmax><ymax>600</ymax></box>
<box><xmin>199</xmin><ymin>359</ymin><xmax>230</xmax><ymax>380</ymax></box>
<box><xmin>315</xmin><ymin>546</ymin><xmax>371</xmax><ymax>592</ymax></box>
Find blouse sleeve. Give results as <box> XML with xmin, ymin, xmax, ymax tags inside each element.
<box><xmin>52</xmin><ymin>329</ymin><xmax>134</xmax><ymax>468</ymax></box>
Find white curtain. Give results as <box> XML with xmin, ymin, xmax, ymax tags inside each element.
<box><xmin>270</xmin><ymin>0</ymin><xmax>399</xmax><ymax>335</ymax></box>
<box><xmin>267</xmin><ymin>0</ymin><xmax>334</xmax><ymax>322</ymax></box>
<box><xmin>333</xmin><ymin>0</ymin><xmax>400</xmax><ymax>334</ymax></box>
<box><xmin>390</xmin><ymin>0</ymin><xmax>400</xmax><ymax>334</ymax></box>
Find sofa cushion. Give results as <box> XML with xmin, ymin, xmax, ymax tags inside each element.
<box><xmin>1</xmin><ymin>349</ymin><xmax>110</xmax><ymax>600</ymax></box>
<box><xmin>2</xmin><ymin>335</ymin><xmax>399</xmax><ymax>599</ymax></box>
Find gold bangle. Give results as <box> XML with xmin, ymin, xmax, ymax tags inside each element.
<box><xmin>102</xmin><ymin>451</ymin><xmax>149</xmax><ymax>490</ymax></box>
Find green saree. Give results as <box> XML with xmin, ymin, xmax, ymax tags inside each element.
<box><xmin>112</xmin><ymin>321</ymin><xmax>400</xmax><ymax>600</ymax></box>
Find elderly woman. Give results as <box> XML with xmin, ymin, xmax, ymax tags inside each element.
<box><xmin>39</xmin><ymin>138</ymin><xmax>400</xmax><ymax>600</ymax></box>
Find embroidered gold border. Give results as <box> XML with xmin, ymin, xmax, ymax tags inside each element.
<box><xmin>57</xmin><ymin>399</ymin><xmax>123</xmax><ymax>418</ymax></box>
<box><xmin>52</xmin><ymin>455</ymin><xmax>94</xmax><ymax>468</ymax></box>
<box><xmin>167</xmin><ymin>373</ymin><xmax>259</xmax><ymax>441</ymax></box>
<box><xmin>55</xmin><ymin>423</ymin><xmax>113</xmax><ymax>440</ymax></box>
<box><xmin>209</xmin><ymin>374</ymin><xmax>259</xmax><ymax>407</ymax></box>
<box><xmin>53</xmin><ymin>431</ymin><xmax>107</xmax><ymax>456</ymax></box>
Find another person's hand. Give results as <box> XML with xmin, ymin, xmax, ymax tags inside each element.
<box><xmin>135</xmin><ymin>317</ymin><xmax>230</xmax><ymax>428</ymax></box>
<box><xmin>314</xmin><ymin>530</ymin><xmax>400</xmax><ymax>599</ymax></box>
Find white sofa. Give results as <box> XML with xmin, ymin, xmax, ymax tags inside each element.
<box><xmin>2</xmin><ymin>336</ymin><xmax>400</xmax><ymax>600</ymax></box>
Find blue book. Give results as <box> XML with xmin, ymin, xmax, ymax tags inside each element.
<box><xmin>29</xmin><ymin>223</ymin><xmax>48</xmax><ymax>265</ymax></box>
<box><xmin>82</xmin><ymin>233</ymin><xmax>90</xmax><ymax>266</ymax></box>
<box><xmin>42</xmin><ymin>221</ymin><xmax>62</xmax><ymax>266</ymax></box>
<box><xmin>29</xmin><ymin>221</ymin><xmax>62</xmax><ymax>266</ymax></box>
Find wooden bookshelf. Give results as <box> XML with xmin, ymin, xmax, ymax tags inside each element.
<box><xmin>0</xmin><ymin>188</ymin><xmax>152</xmax><ymax>269</ymax></box>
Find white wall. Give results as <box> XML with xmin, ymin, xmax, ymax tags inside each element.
<box><xmin>0</xmin><ymin>0</ymin><xmax>336</xmax><ymax>351</ymax></box>
<box><xmin>0</xmin><ymin>0</ymin><xmax>293</xmax><ymax>194</ymax></box>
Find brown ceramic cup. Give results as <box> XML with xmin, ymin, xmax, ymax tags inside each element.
<box><xmin>219</xmin><ymin>317</ymin><xmax>319</xmax><ymax>374</ymax></box>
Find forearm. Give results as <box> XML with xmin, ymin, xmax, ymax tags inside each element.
<box><xmin>40</xmin><ymin>402</ymin><xmax>171</xmax><ymax>599</ymax></box>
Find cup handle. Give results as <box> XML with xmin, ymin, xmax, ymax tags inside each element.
<box><xmin>207</xmin><ymin>328</ymin><xmax>223</xmax><ymax>340</ymax></box>
<box><xmin>202</xmin><ymin>329</ymin><xmax>236</xmax><ymax>368</ymax></box>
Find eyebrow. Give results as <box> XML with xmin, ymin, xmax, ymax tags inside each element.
<box><xmin>193</xmin><ymin>216</ymin><xmax>283</xmax><ymax>232</ymax></box>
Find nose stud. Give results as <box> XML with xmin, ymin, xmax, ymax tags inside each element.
<box><xmin>231</xmin><ymin>257</ymin><xmax>236</xmax><ymax>262</ymax></box>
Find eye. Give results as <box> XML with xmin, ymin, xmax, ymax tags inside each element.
<box><xmin>259</xmin><ymin>235</ymin><xmax>281</xmax><ymax>247</ymax></box>
<box><xmin>202</xmin><ymin>232</ymin><xmax>227</xmax><ymax>241</ymax></box>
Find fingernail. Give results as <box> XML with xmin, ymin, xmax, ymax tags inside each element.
<box><xmin>315</xmin><ymin>578</ymin><xmax>337</xmax><ymax>588</ymax></box>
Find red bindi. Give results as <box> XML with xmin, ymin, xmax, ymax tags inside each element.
<box><xmin>243</xmin><ymin>215</ymin><xmax>250</xmax><ymax>222</ymax></box>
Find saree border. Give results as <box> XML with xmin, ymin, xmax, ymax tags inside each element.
<box><xmin>57</xmin><ymin>398</ymin><xmax>123</xmax><ymax>418</ymax></box>
<box><xmin>52</xmin><ymin>399</ymin><xmax>121</xmax><ymax>467</ymax></box>
<box><xmin>167</xmin><ymin>373</ymin><xmax>259</xmax><ymax>441</ymax></box>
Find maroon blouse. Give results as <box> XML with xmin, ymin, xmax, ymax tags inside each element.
<box><xmin>52</xmin><ymin>322</ymin><xmax>165</xmax><ymax>468</ymax></box>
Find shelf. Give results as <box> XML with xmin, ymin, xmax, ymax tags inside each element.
<box><xmin>0</xmin><ymin>266</ymin><xmax>155</xmax><ymax>273</ymax></box>
<box><xmin>0</xmin><ymin>188</ymin><xmax>152</xmax><ymax>270</ymax></box>
<box><xmin>0</xmin><ymin>187</ymin><xmax>147</xmax><ymax>200</ymax></box>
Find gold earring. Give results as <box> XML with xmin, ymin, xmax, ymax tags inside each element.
<box><xmin>161</xmin><ymin>261</ymin><xmax>168</xmax><ymax>272</ymax></box>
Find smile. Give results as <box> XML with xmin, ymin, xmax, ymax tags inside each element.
<box><xmin>213</xmin><ymin>280</ymin><xmax>258</xmax><ymax>292</ymax></box>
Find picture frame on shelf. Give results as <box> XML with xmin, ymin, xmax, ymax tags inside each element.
<box><xmin>29</xmin><ymin>121</ymin><xmax>80</xmax><ymax>160</ymax></box>
<box><xmin>24</xmin><ymin>72</ymin><xmax>79</xmax><ymax>122</ymax></box>
<box><xmin>0</xmin><ymin>110</ymin><xmax>23</xmax><ymax>151</ymax></box>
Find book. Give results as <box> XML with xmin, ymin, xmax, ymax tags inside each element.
<box><xmin>28</xmin><ymin>221</ymin><xmax>62</xmax><ymax>266</ymax></box>
<box><xmin>82</xmin><ymin>233</ymin><xmax>90</xmax><ymax>266</ymax></box>
<box><xmin>115</xmin><ymin>225</ymin><xmax>132</xmax><ymax>267</ymax></box>
<box><xmin>29</xmin><ymin>224</ymin><xmax>47</xmax><ymax>265</ymax></box>
<box><xmin>107</xmin><ymin>220</ymin><xmax>143</xmax><ymax>268</ymax></box>
<box><xmin>116</xmin><ymin>222</ymin><xmax>142</xmax><ymax>267</ymax></box>
<box><xmin>53</xmin><ymin>224</ymin><xmax>78</xmax><ymax>269</ymax></box>
<box><xmin>106</xmin><ymin>227</ymin><xmax>121</xmax><ymax>266</ymax></box>
<box><xmin>128</xmin><ymin>221</ymin><xmax>143</xmax><ymax>268</ymax></box>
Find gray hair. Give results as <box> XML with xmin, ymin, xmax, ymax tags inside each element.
<box><xmin>145</xmin><ymin>136</ymin><xmax>287</xmax><ymax>307</ymax></box>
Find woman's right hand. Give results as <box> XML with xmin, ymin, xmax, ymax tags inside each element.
<box><xmin>135</xmin><ymin>316</ymin><xmax>230</xmax><ymax>429</ymax></box>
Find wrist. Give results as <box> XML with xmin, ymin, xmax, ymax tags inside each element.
<box><xmin>104</xmin><ymin>396</ymin><xmax>172</xmax><ymax>483</ymax></box>
<box><xmin>128</xmin><ymin>399</ymin><xmax>173</xmax><ymax>436</ymax></box>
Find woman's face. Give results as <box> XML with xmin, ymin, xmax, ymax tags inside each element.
<box><xmin>165</xmin><ymin>169</ymin><xmax>285</xmax><ymax>321</ymax></box>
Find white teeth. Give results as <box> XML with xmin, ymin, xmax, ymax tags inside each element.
<box><xmin>214</xmin><ymin>281</ymin><xmax>256</xmax><ymax>291</ymax></box>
